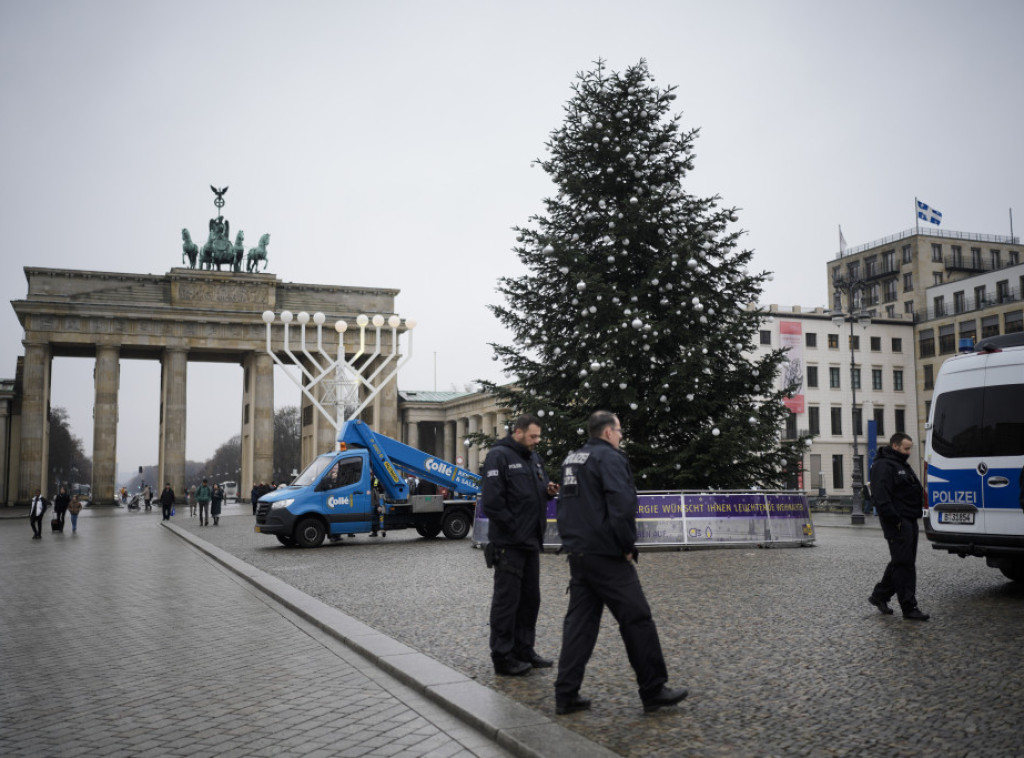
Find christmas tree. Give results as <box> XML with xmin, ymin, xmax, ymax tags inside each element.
<box><xmin>482</xmin><ymin>59</ymin><xmax>807</xmax><ymax>490</ymax></box>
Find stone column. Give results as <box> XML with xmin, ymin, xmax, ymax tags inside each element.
<box><xmin>495</xmin><ymin>411</ymin><xmax>508</xmax><ymax>437</ymax></box>
<box><xmin>251</xmin><ymin>351</ymin><xmax>274</xmax><ymax>489</ymax></box>
<box><xmin>406</xmin><ymin>420</ymin><xmax>419</xmax><ymax>449</ymax></box>
<box><xmin>467</xmin><ymin>415</ymin><xmax>480</xmax><ymax>472</ymax></box>
<box><xmin>483</xmin><ymin>411</ymin><xmax>497</xmax><ymax>439</ymax></box>
<box><xmin>444</xmin><ymin>420</ymin><xmax>456</xmax><ymax>463</ymax></box>
<box><xmin>0</xmin><ymin>395</ymin><xmax>11</xmax><ymax>504</ymax></box>
<box><xmin>18</xmin><ymin>342</ymin><xmax>51</xmax><ymax>503</ymax></box>
<box><xmin>92</xmin><ymin>344</ymin><xmax>120</xmax><ymax>504</ymax></box>
<box><xmin>375</xmin><ymin>367</ymin><xmax>400</xmax><ymax>439</ymax></box>
<box><xmin>158</xmin><ymin>347</ymin><xmax>187</xmax><ymax>500</ymax></box>
<box><xmin>455</xmin><ymin>417</ymin><xmax>467</xmax><ymax>467</ymax></box>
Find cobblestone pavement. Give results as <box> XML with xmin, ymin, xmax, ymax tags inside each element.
<box><xmin>0</xmin><ymin>507</ymin><xmax>515</xmax><ymax>758</ymax></box>
<box><xmin>176</xmin><ymin>505</ymin><xmax>1024</xmax><ymax>757</ymax></box>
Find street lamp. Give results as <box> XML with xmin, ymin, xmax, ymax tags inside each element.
<box><xmin>832</xmin><ymin>280</ymin><xmax>873</xmax><ymax>525</ymax></box>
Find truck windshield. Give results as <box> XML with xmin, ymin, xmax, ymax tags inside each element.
<box><xmin>292</xmin><ymin>456</ymin><xmax>334</xmax><ymax>487</ymax></box>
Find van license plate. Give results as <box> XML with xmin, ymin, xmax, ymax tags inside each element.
<box><xmin>938</xmin><ymin>512</ymin><xmax>975</xmax><ymax>525</ymax></box>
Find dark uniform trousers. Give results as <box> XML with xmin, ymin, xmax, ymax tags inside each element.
<box><xmin>555</xmin><ymin>553</ymin><xmax>668</xmax><ymax>700</ymax></box>
<box><xmin>489</xmin><ymin>548</ymin><xmax>541</xmax><ymax>660</ymax></box>
<box><xmin>873</xmin><ymin>517</ymin><xmax>919</xmax><ymax>610</ymax></box>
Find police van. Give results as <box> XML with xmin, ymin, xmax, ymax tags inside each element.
<box><xmin>924</xmin><ymin>333</ymin><xmax>1024</xmax><ymax>582</ymax></box>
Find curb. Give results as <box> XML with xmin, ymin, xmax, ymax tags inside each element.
<box><xmin>163</xmin><ymin>521</ymin><xmax>617</xmax><ymax>758</ymax></box>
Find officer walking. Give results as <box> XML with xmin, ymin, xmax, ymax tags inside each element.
<box><xmin>481</xmin><ymin>414</ymin><xmax>559</xmax><ymax>676</ymax></box>
<box><xmin>554</xmin><ymin>410</ymin><xmax>688</xmax><ymax>714</ymax></box>
<box><xmin>868</xmin><ymin>432</ymin><xmax>930</xmax><ymax>621</ymax></box>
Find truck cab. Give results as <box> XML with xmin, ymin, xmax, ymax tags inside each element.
<box><xmin>254</xmin><ymin>420</ymin><xmax>480</xmax><ymax>548</ymax></box>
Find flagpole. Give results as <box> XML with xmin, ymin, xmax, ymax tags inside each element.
<box><xmin>915</xmin><ymin>197</ymin><xmax>920</xmax><ymax>234</ymax></box>
<box><xmin>1011</xmin><ymin>208</ymin><xmax>1015</xmax><ymax>243</ymax></box>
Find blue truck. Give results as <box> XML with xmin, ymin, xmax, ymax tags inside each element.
<box><xmin>254</xmin><ymin>419</ymin><xmax>481</xmax><ymax>548</ymax></box>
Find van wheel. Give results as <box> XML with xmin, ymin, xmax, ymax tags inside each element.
<box><xmin>998</xmin><ymin>560</ymin><xmax>1024</xmax><ymax>582</ymax></box>
<box><xmin>416</xmin><ymin>520</ymin><xmax>442</xmax><ymax>539</ymax></box>
<box><xmin>276</xmin><ymin>535</ymin><xmax>295</xmax><ymax>547</ymax></box>
<box><xmin>294</xmin><ymin>518</ymin><xmax>326</xmax><ymax>548</ymax></box>
<box><xmin>442</xmin><ymin>509</ymin><xmax>471</xmax><ymax>540</ymax></box>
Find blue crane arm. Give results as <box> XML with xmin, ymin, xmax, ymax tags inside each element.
<box><xmin>338</xmin><ymin>420</ymin><xmax>481</xmax><ymax>499</ymax></box>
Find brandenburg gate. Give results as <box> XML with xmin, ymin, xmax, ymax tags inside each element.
<box><xmin>10</xmin><ymin>266</ymin><xmax>400</xmax><ymax>504</ymax></box>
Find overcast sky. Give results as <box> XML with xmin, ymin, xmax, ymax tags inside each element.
<box><xmin>2</xmin><ymin>1</ymin><xmax>1022</xmax><ymax>478</ymax></box>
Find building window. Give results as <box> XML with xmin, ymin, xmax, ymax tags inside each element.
<box><xmin>925</xmin><ymin>399</ymin><xmax>932</xmax><ymax>420</ymax></box>
<box><xmin>982</xmin><ymin>315</ymin><xmax>1000</xmax><ymax>338</ymax></box>
<box><xmin>852</xmin><ymin>406</ymin><xmax>863</xmax><ymax>436</ymax></box>
<box><xmin>882</xmin><ymin>250</ymin><xmax>895</xmax><ymax>272</ymax></box>
<box><xmin>903</xmin><ymin>272</ymin><xmax>914</xmax><ymax>292</ymax></box>
<box><xmin>997</xmin><ymin>280</ymin><xmax>1010</xmax><ymax>303</ymax></box>
<box><xmin>973</xmin><ymin>286</ymin><xmax>986</xmax><ymax>309</ymax></box>
<box><xmin>864</xmin><ymin>256</ymin><xmax>878</xmax><ymax>277</ymax></box>
<box><xmin>933</xmin><ymin>295</ymin><xmax>945</xmax><ymax>317</ymax></box>
<box><xmin>832</xmin><ymin>455</ymin><xmax>845</xmax><ymax>490</ymax></box>
<box><xmin>919</xmin><ymin>329</ymin><xmax>935</xmax><ymax>358</ymax></box>
<box><xmin>873</xmin><ymin>407</ymin><xmax>885</xmax><ymax>437</ymax></box>
<box><xmin>902</xmin><ymin>244</ymin><xmax>912</xmax><ymax>264</ymax></box>
<box><xmin>849</xmin><ymin>335</ymin><xmax>860</xmax><ymax>350</ymax></box>
<box><xmin>933</xmin><ymin>271</ymin><xmax>943</xmax><ymax>286</ymax></box>
<box><xmin>884</xmin><ymin>279</ymin><xmax>897</xmax><ymax>302</ymax></box>
<box><xmin>953</xmin><ymin>291</ymin><xmax>966</xmax><ymax>314</ymax></box>
<box><xmin>1006</xmin><ymin>310</ymin><xmax>1023</xmax><ymax>334</ymax></box>
<box><xmin>924</xmin><ymin>363</ymin><xmax>934</xmax><ymax>390</ymax></box>
<box><xmin>808</xmin><ymin>406</ymin><xmax>820</xmax><ymax>436</ymax></box>
<box><xmin>868</xmin><ymin>283</ymin><xmax>880</xmax><ymax>306</ymax></box>
<box><xmin>1010</xmin><ymin>250</ymin><xmax>1020</xmax><ymax>265</ymax></box>
<box><xmin>852</xmin><ymin>367</ymin><xmax>861</xmax><ymax>390</ymax></box>
<box><xmin>895</xmin><ymin>408</ymin><xmax>906</xmax><ymax>433</ymax></box>
<box><xmin>785</xmin><ymin>411</ymin><xmax>798</xmax><ymax>440</ymax></box>
<box><xmin>991</xmin><ymin>249</ymin><xmax>1002</xmax><ymax>269</ymax></box>
<box><xmin>939</xmin><ymin>324</ymin><xmax>955</xmax><ymax>354</ymax></box>
<box><xmin>760</xmin><ymin>330</ymin><xmax>772</xmax><ymax>345</ymax></box>
<box><xmin>805</xmin><ymin>332</ymin><xmax>817</xmax><ymax>348</ymax></box>
<box><xmin>893</xmin><ymin>369</ymin><xmax>904</xmax><ymax>391</ymax></box>
<box><xmin>831</xmin><ymin>407</ymin><xmax>843</xmax><ymax>435</ymax></box>
<box><xmin>931</xmin><ymin>243</ymin><xmax>942</xmax><ymax>262</ymax></box>
<box><xmin>892</xmin><ymin>337</ymin><xmax>902</xmax><ymax>352</ymax></box>
<box><xmin>905</xmin><ymin>300</ymin><xmax>915</xmax><ymax>315</ymax></box>
<box><xmin>872</xmin><ymin>368</ymin><xmax>883</xmax><ymax>390</ymax></box>
<box><xmin>806</xmin><ymin>366</ymin><xmax>819</xmax><ymax>388</ymax></box>
<box><xmin>847</xmin><ymin>261</ymin><xmax>861</xmax><ymax>280</ymax></box>
<box><xmin>885</xmin><ymin>305</ymin><xmax>896</xmax><ymax>318</ymax></box>
<box><xmin>951</xmin><ymin>245</ymin><xmax>963</xmax><ymax>267</ymax></box>
<box><xmin>828</xmin><ymin>334</ymin><xmax>839</xmax><ymax>349</ymax></box>
<box><xmin>829</xmin><ymin>366</ymin><xmax>841</xmax><ymax>389</ymax></box>
<box><xmin>970</xmin><ymin>247</ymin><xmax>982</xmax><ymax>268</ymax></box>
<box><xmin>959</xmin><ymin>320</ymin><xmax>976</xmax><ymax>345</ymax></box>
<box><xmin>870</xmin><ymin>336</ymin><xmax>882</xmax><ymax>351</ymax></box>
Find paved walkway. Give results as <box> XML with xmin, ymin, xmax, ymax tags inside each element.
<box><xmin>0</xmin><ymin>507</ymin><xmax>608</xmax><ymax>758</ymax></box>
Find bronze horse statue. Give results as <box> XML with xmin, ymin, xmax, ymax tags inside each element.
<box><xmin>182</xmin><ymin>229</ymin><xmax>199</xmax><ymax>269</ymax></box>
<box><xmin>246</xmin><ymin>233</ymin><xmax>271</xmax><ymax>273</ymax></box>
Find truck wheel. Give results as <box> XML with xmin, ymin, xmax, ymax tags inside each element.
<box><xmin>294</xmin><ymin>517</ymin><xmax>326</xmax><ymax>548</ymax></box>
<box><xmin>998</xmin><ymin>560</ymin><xmax>1024</xmax><ymax>582</ymax></box>
<box><xmin>415</xmin><ymin>521</ymin><xmax>442</xmax><ymax>539</ymax></box>
<box><xmin>276</xmin><ymin>535</ymin><xmax>295</xmax><ymax>547</ymax></box>
<box><xmin>442</xmin><ymin>509</ymin><xmax>471</xmax><ymax>540</ymax></box>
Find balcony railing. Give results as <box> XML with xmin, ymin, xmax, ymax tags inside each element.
<box><xmin>835</xmin><ymin>228</ymin><xmax>1020</xmax><ymax>259</ymax></box>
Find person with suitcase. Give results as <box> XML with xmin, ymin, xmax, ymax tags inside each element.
<box><xmin>53</xmin><ymin>486</ymin><xmax>70</xmax><ymax>533</ymax></box>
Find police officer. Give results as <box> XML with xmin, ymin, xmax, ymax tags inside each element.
<box><xmin>868</xmin><ymin>432</ymin><xmax>929</xmax><ymax>621</ymax></box>
<box><xmin>554</xmin><ymin>410</ymin><xmax>688</xmax><ymax>714</ymax></box>
<box><xmin>481</xmin><ymin>414</ymin><xmax>558</xmax><ymax>676</ymax></box>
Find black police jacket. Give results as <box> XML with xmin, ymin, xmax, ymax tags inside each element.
<box><xmin>869</xmin><ymin>445</ymin><xmax>923</xmax><ymax>521</ymax></box>
<box><xmin>556</xmin><ymin>438</ymin><xmax>637</xmax><ymax>557</ymax></box>
<box><xmin>481</xmin><ymin>435</ymin><xmax>550</xmax><ymax>550</ymax></box>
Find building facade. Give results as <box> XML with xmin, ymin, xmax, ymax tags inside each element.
<box><xmin>827</xmin><ymin>227</ymin><xmax>1021</xmax><ymax>443</ymax></box>
<box><xmin>751</xmin><ymin>305</ymin><xmax>919</xmax><ymax>497</ymax></box>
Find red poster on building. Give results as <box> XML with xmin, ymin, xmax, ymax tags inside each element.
<box><xmin>780</xmin><ymin>321</ymin><xmax>805</xmax><ymax>414</ymax></box>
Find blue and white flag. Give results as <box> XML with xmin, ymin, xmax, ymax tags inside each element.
<box><xmin>917</xmin><ymin>200</ymin><xmax>943</xmax><ymax>226</ymax></box>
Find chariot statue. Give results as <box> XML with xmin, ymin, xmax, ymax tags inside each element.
<box><xmin>179</xmin><ymin>185</ymin><xmax>269</xmax><ymax>274</ymax></box>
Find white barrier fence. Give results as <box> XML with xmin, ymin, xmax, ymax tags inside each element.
<box><xmin>472</xmin><ymin>491</ymin><xmax>815</xmax><ymax>549</ymax></box>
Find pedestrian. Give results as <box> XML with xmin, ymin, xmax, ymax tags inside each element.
<box><xmin>868</xmin><ymin>432</ymin><xmax>930</xmax><ymax>621</ymax></box>
<box><xmin>159</xmin><ymin>482</ymin><xmax>175</xmax><ymax>521</ymax></box>
<box><xmin>210</xmin><ymin>484</ymin><xmax>224</xmax><ymax>526</ymax></box>
<box><xmin>195</xmin><ymin>479</ymin><xmax>212</xmax><ymax>526</ymax></box>
<box><xmin>68</xmin><ymin>494</ymin><xmax>83</xmax><ymax>534</ymax></box>
<box><xmin>29</xmin><ymin>488</ymin><xmax>48</xmax><ymax>540</ymax></box>
<box><xmin>53</xmin><ymin>485</ymin><xmax>70</xmax><ymax>534</ymax></box>
<box><xmin>143</xmin><ymin>484</ymin><xmax>153</xmax><ymax>510</ymax></box>
<box><xmin>251</xmin><ymin>482</ymin><xmax>261</xmax><ymax>515</ymax></box>
<box><xmin>188</xmin><ymin>484</ymin><xmax>197</xmax><ymax>517</ymax></box>
<box><xmin>553</xmin><ymin>410</ymin><xmax>688</xmax><ymax>715</ymax></box>
<box><xmin>481</xmin><ymin>414</ymin><xmax>558</xmax><ymax>677</ymax></box>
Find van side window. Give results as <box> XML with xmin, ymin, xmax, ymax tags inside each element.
<box><xmin>932</xmin><ymin>384</ymin><xmax>1024</xmax><ymax>457</ymax></box>
<box><xmin>320</xmin><ymin>458</ymin><xmax>364</xmax><ymax>490</ymax></box>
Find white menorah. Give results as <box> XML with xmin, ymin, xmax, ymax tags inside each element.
<box><xmin>261</xmin><ymin>310</ymin><xmax>416</xmax><ymax>431</ymax></box>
